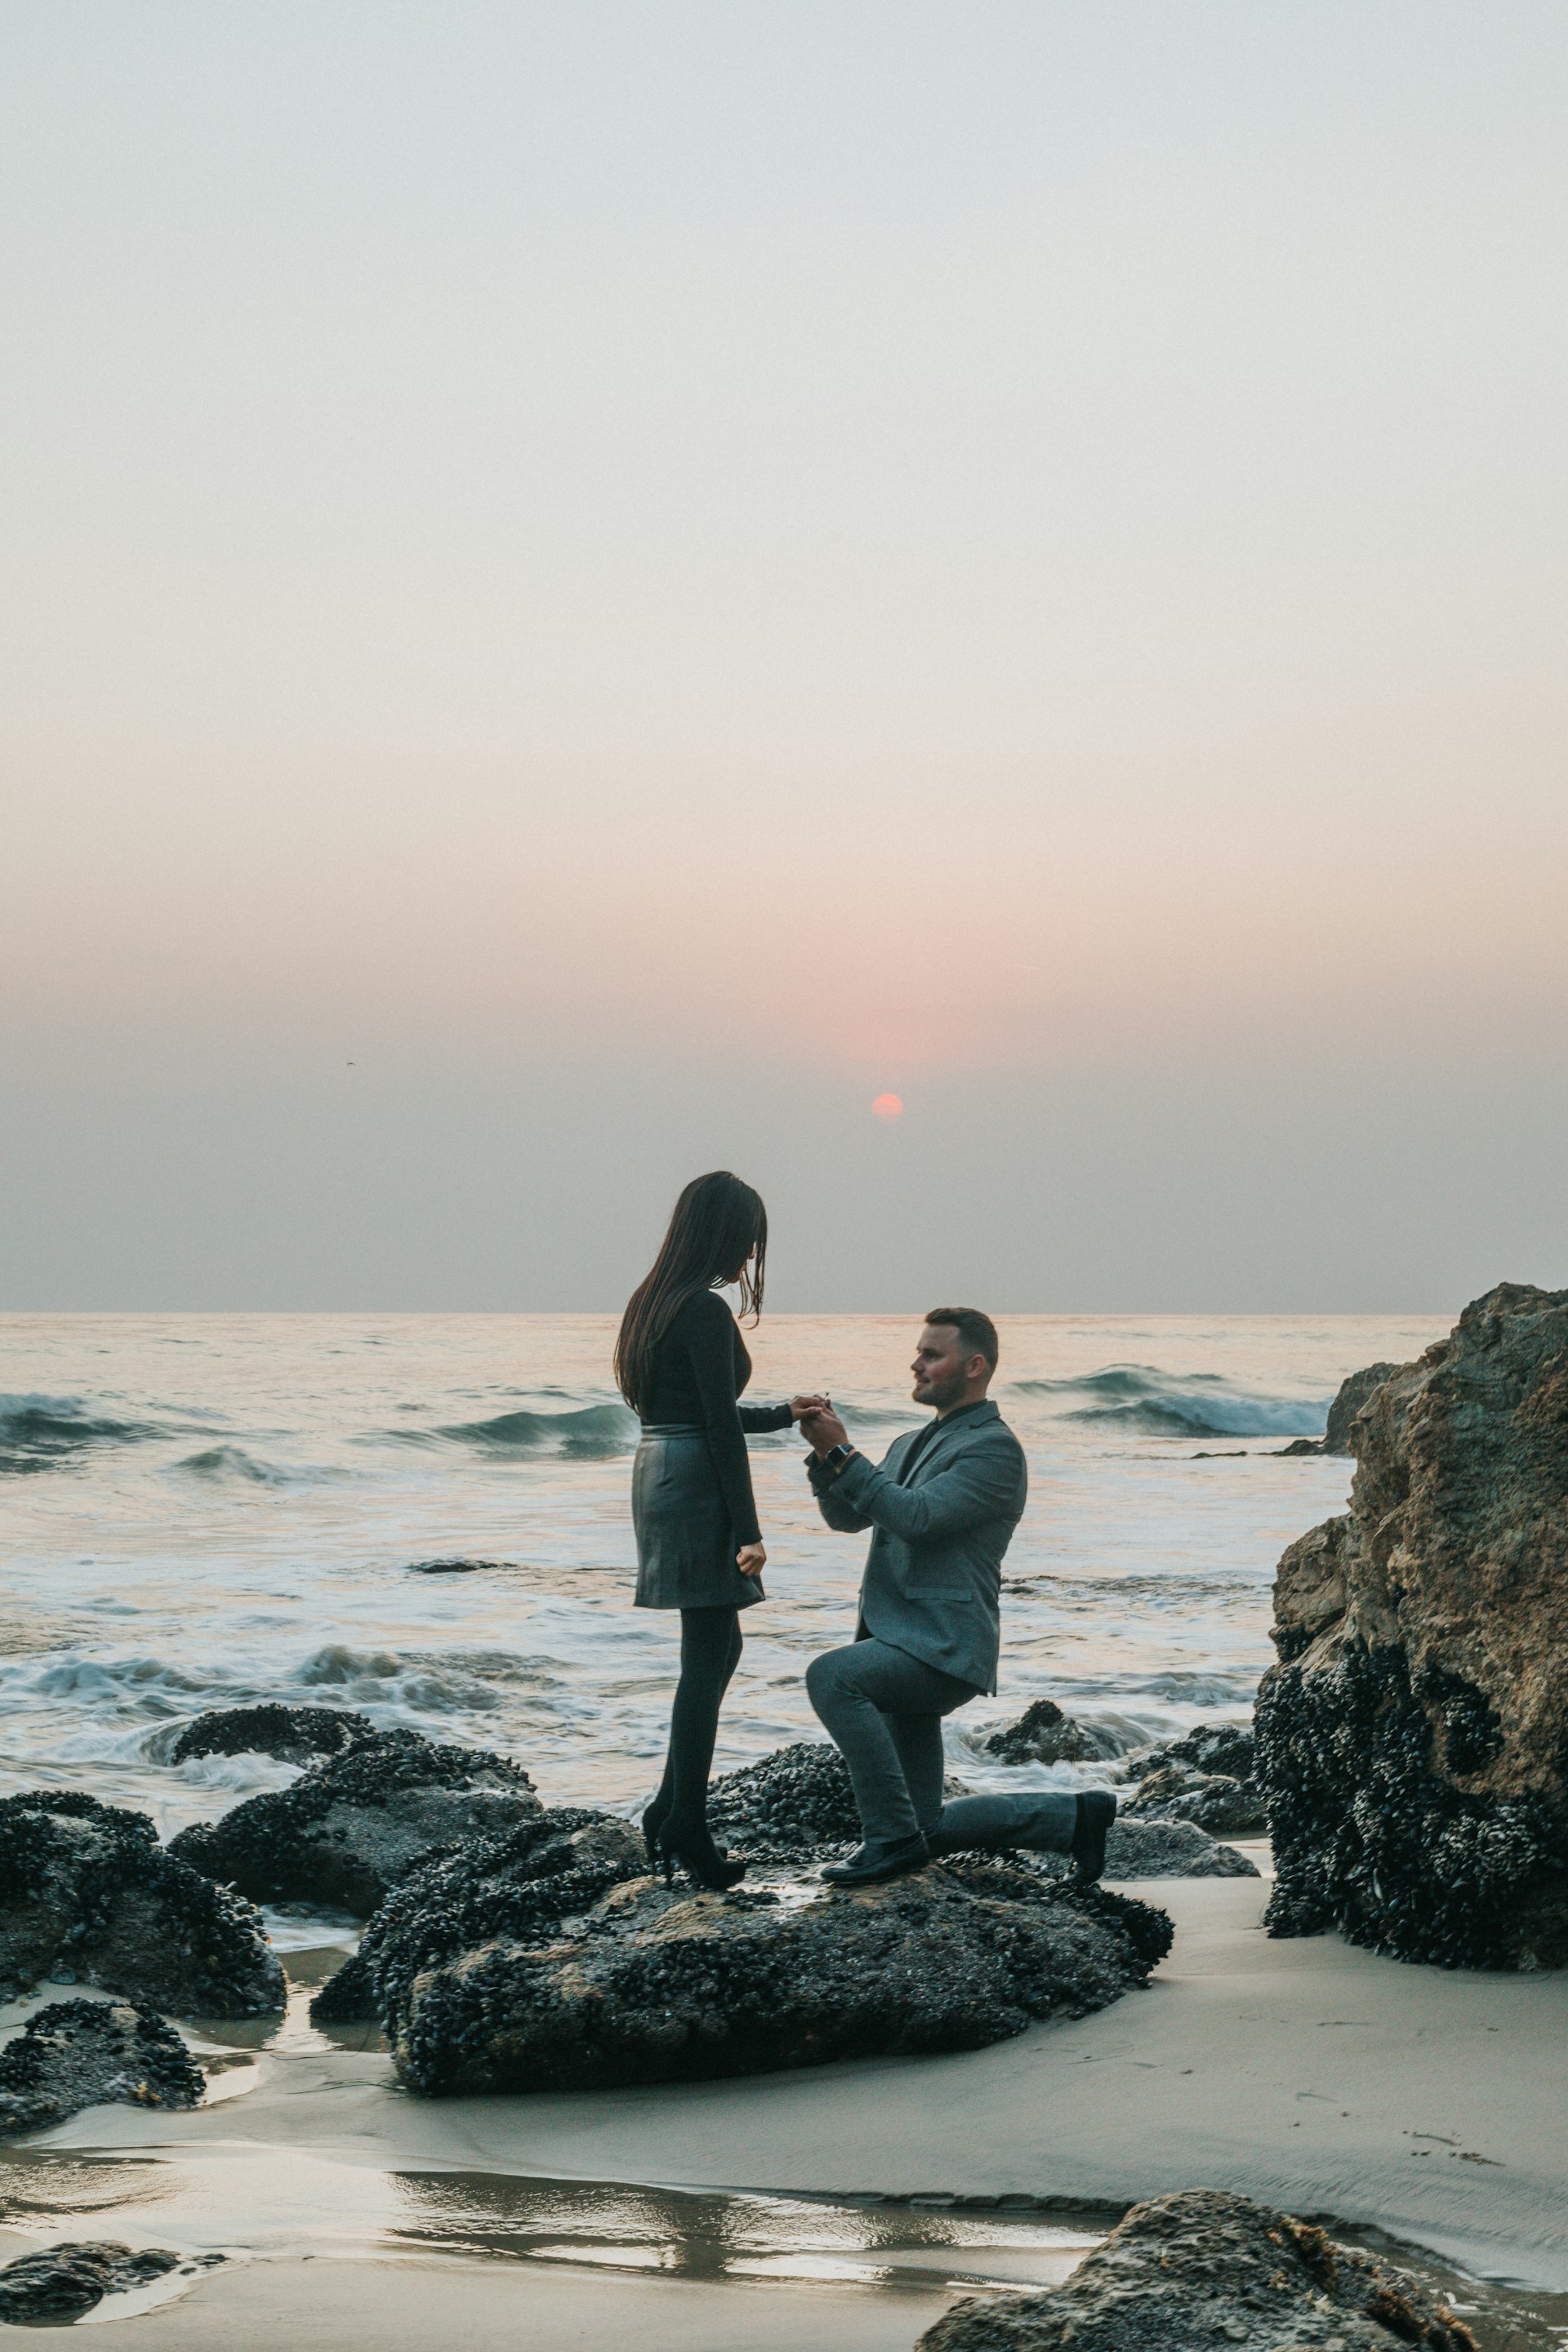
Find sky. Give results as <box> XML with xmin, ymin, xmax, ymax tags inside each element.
<box><xmin>3</xmin><ymin>2</ymin><xmax>1566</xmax><ymax>1312</ymax></box>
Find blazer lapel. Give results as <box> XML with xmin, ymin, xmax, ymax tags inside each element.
<box><xmin>906</xmin><ymin>1400</ymin><xmax>999</xmax><ymax>1481</ymax></box>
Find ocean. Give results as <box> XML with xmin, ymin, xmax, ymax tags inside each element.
<box><xmin>0</xmin><ymin>1309</ymin><xmax>1443</xmax><ymax>1931</ymax></box>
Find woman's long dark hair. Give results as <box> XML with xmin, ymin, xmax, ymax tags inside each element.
<box><xmin>614</xmin><ymin>1172</ymin><xmax>768</xmax><ymax>1416</ymax></box>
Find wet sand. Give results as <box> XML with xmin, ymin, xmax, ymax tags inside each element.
<box><xmin>28</xmin><ymin>1872</ymin><xmax>1568</xmax><ymax>2315</ymax></box>
<box><xmin>86</xmin><ymin>2258</ymin><xmax>967</xmax><ymax>2351</ymax></box>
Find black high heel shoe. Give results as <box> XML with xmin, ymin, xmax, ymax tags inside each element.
<box><xmin>641</xmin><ymin>1802</ymin><xmax>668</xmax><ymax>1869</ymax></box>
<box><xmin>657</xmin><ymin>1824</ymin><xmax>747</xmax><ymax>1892</ymax></box>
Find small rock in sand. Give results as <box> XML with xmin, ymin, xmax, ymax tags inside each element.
<box><xmin>0</xmin><ymin>2243</ymin><xmax>207</xmax><ymax>2323</ymax></box>
<box><xmin>0</xmin><ymin>1997</ymin><xmax>205</xmax><ymax>2136</ymax></box>
<box><xmin>0</xmin><ymin>1790</ymin><xmax>283</xmax><ymax>2017</ymax></box>
<box><xmin>917</xmin><ymin>2187</ymin><xmax>1476</xmax><ymax>2350</ymax></box>
<box><xmin>169</xmin><ymin>1727</ymin><xmax>541</xmax><ymax>1915</ymax></box>
<box><xmin>0</xmin><ymin>1994</ymin><xmax>205</xmax><ymax>2145</ymax></box>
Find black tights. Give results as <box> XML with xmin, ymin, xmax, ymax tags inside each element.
<box><xmin>647</xmin><ymin>1606</ymin><xmax>743</xmax><ymax>1849</ymax></box>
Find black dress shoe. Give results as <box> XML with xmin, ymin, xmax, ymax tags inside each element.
<box><xmin>820</xmin><ymin>1833</ymin><xmax>930</xmax><ymax>1887</ymax></box>
<box><xmin>1069</xmin><ymin>1790</ymin><xmax>1117</xmax><ymax>1884</ymax></box>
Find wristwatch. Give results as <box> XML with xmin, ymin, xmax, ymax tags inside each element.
<box><xmin>822</xmin><ymin>1441</ymin><xmax>856</xmax><ymax>1476</ymax></box>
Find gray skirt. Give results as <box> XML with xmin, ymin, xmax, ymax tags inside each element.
<box><xmin>631</xmin><ymin>1424</ymin><xmax>764</xmax><ymax>1610</ymax></box>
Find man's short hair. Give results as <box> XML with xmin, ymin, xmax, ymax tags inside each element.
<box><xmin>924</xmin><ymin>1306</ymin><xmax>999</xmax><ymax>1372</ymax></box>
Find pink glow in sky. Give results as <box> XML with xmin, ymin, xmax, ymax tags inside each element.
<box><xmin>2</xmin><ymin>4</ymin><xmax>1566</xmax><ymax>1309</ymax></box>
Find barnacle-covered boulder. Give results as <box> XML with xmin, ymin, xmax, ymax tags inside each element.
<box><xmin>0</xmin><ymin>1791</ymin><xmax>283</xmax><ymax>2016</ymax></box>
<box><xmin>0</xmin><ymin>1998</ymin><xmax>204</xmax><ymax>2135</ymax></box>
<box><xmin>310</xmin><ymin>1806</ymin><xmax>644</xmax><ymax>2025</ymax></box>
<box><xmin>169</xmin><ymin>1729</ymin><xmax>540</xmax><ymax>1915</ymax></box>
<box><xmin>171</xmin><ymin>1704</ymin><xmax>376</xmax><ymax>1767</ymax></box>
<box><xmin>390</xmin><ymin>1860</ymin><xmax>1171</xmax><ymax>2096</ymax></box>
<box><xmin>1257</xmin><ymin>1283</ymin><xmax>1568</xmax><ymax>1969</ymax></box>
<box><xmin>918</xmin><ymin>2189</ymin><xmax>1476</xmax><ymax>2350</ymax></box>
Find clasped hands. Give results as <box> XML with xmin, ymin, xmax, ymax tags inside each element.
<box><xmin>734</xmin><ymin>1394</ymin><xmax>844</xmax><ymax>1580</ymax></box>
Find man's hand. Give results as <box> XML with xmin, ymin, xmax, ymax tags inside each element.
<box><xmin>736</xmin><ymin>1542</ymin><xmax>767</xmax><ymax>1579</ymax></box>
<box><xmin>800</xmin><ymin>1405</ymin><xmax>851</xmax><ymax>1459</ymax></box>
<box><xmin>789</xmin><ymin>1393</ymin><xmax>830</xmax><ymax>1422</ymax></box>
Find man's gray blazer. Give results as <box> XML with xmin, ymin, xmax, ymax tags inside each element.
<box><xmin>808</xmin><ymin>1400</ymin><xmax>1027</xmax><ymax>1694</ymax></box>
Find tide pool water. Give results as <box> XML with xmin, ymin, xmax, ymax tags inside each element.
<box><xmin>0</xmin><ymin>1312</ymin><xmax>1445</xmax><ymax>1860</ymax></box>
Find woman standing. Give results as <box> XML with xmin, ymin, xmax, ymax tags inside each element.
<box><xmin>615</xmin><ymin>1170</ymin><xmax>818</xmax><ymax>1889</ymax></box>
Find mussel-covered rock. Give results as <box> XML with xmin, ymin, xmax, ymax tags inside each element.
<box><xmin>390</xmin><ymin>1860</ymin><xmax>1170</xmax><ymax>2095</ymax></box>
<box><xmin>310</xmin><ymin>1806</ymin><xmax>644</xmax><ymax>2025</ymax></box>
<box><xmin>169</xmin><ymin>1729</ymin><xmax>540</xmax><ymax>1915</ymax></box>
<box><xmin>1258</xmin><ymin>1282</ymin><xmax>1568</xmax><ymax>1970</ymax></box>
<box><xmin>0</xmin><ymin>1998</ymin><xmax>205</xmax><ymax>2135</ymax></box>
<box><xmin>0</xmin><ymin>1791</ymin><xmax>283</xmax><ymax>2016</ymax></box>
<box><xmin>918</xmin><ymin>2189</ymin><xmax>1476</xmax><ymax>2350</ymax></box>
<box><xmin>170</xmin><ymin>1704</ymin><xmax>376</xmax><ymax>1767</ymax></box>
<box><xmin>983</xmin><ymin>1699</ymin><xmax>1121</xmax><ymax>1766</ymax></box>
<box><xmin>0</xmin><ymin>2243</ymin><xmax>207</xmax><ymax>2323</ymax></box>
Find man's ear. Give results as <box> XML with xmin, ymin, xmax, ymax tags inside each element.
<box><xmin>967</xmin><ymin>1353</ymin><xmax>990</xmax><ymax>1386</ymax></box>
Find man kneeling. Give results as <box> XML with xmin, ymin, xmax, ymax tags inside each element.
<box><xmin>802</xmin><ymin>1308</ymin><xmax>1116</xmax><ymax>1888</ymax></box>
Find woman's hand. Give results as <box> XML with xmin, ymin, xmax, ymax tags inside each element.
<box><xmin>736</xmin><ymin>1542</ymin><xmax>767</xmax><ymax>1579</ymax></box>
<box><xmin>789</xmin><ymin>1393</ymin><xmax>831</xmax><ymax>1422</ymax></box>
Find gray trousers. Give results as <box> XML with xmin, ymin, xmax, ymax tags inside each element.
<box><xmin>805</xmin><ymin>1637</ymin><xmax>1079</xmax><ymax>1857</ymax></box>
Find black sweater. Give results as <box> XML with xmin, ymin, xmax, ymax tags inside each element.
<box><xmin>639</xmin><ymin>1289</ymin><xmax>791</xmax><ymax>1547</ymax></box>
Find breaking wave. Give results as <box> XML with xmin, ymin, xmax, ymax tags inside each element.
<box><xmin>0</xmin><ymin>1392</ymin><xmax>165</xmax><ymax>1475</ymax></box>
<box><xmin>172</xmin><ymin>1439</ymin><xmax>305</xmax><ymax>1477</ymax></box>
<box><xmin>1009</xmin><ymin>1365</ymin><xmax>1328</xmax><ymax>1439</ymax></box>
<box><xmin>425</xmin><ymin>1401</ymin><xmax>637</xmax><ymax>1458</ymax></box>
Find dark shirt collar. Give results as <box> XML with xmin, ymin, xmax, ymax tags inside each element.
<box><xmin>933</xmin><ymin>1396</ymin><xmax>994</xmax><ymax>1427</ymax></box>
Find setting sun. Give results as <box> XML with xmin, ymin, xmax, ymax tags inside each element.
<box><xmin>871</xmin><ymin>1094</ymin><xmax>904</xmax><ymax>1120</ymax></box>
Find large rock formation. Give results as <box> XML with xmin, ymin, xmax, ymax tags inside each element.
<box><xmin>918</xmin><ymin>2189</ymin><xmax>1476</xmax><ymax>2350</ymax></box>
<box><xmin>170</xmin><ymin>1704</ymin><xmax>376</xmax><ymax>1767</ymax></box>
<box><xmin>310</xmin><ymin>1806</ymin><xmax>645</xmax><ymax>2025</ymax></box>
<box><xmin>390</xmin><ymin>1860</ymin><xmax>1172</xmax><ymax>2095</ymax></box>
<box><xmin>0</xmin><ymin>2243</ymin><xmax>207</xmax><ymax>2324</ymax></box>
<box><xmin>0</xmin><ymin>1791</ymin><xmax>283</xmax><ymax>2016</ymax></box>
<box><xmin>0</xmin><ymin>1998</ymin><xmax>205</xmax><ymax>2135</ymax></box>
<box><xmin>169</xmin><ymin>1729</ymin><xmax>540</xmax><ymax>1914</ymax></box>
<box><xmin>1257</xmin><ymin>1283</ymin><xmax>1568</xmax><ymax>1969</ymax></box>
